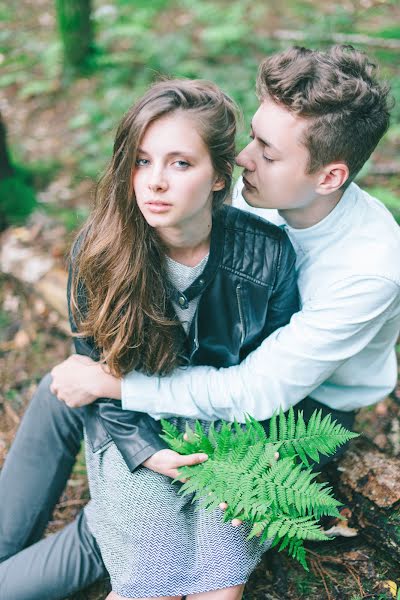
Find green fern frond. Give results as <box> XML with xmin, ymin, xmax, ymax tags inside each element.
<box><xmin>161</xmin><ymin>409</ymin><xmax>357</xmax><ymax>570</ymax></box>
<box><xmin>263</xmin><ymin>512</ymin><xmax>327</xmax><ymax>543</ymax></box>
<box><xmin>267</xmin><ymin>408</ymin><xmax>359</xmax><ymax>466</ymax></box>
<box><xmin>262</xmin><ymin>459</ymin><xmax>341</xmax><ymax>518</ymax></box>
<box><xmin>160</xmin><ymin>418</ymin><xmax>180</xmax><ymax>441</ymax></box>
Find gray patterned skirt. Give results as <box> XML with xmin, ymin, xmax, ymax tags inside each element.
<box><xmin>84</xmin><ymin>418</ymin><xmax>271</xmax><ymax>598</ymax></box>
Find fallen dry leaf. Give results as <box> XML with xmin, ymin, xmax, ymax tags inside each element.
<box><xmin>375</xmin><ymin>401</ymin><xmax>389</xmax><ymax>416</ymax></box>
<box><xmin>324</xmin><ymin>523</ymin><xmax>358</xmax><ymax>538</ymax></box>
<box><xmin>381</xmin><ymin>580</ymin><xmax>397</xmax><ymax>598</ymax></box>
<box><xmin>13</xmin><ymin>329</ymin><xmax>30</xmax><ymax>349</ymax></box>
<box><xmin>2</xmin><ymin>292</ymin><xmax>20</xmax><ymax>313</ymax></box>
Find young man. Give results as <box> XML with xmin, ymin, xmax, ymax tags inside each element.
<box><xmin>1</xmin><ymin>46</ymin><xmax>399</xmax><ymax>600</ymax></box>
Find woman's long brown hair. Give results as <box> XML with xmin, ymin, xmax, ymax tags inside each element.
<box><xmin>70</xmin><ymin>79</ymin><xmax>238</xmax><ymax>377</ymax></box>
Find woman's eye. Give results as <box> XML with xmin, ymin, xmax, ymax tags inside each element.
<box><xmin>135</xmin><ymin>158</ymin><xmax>149</xmax><ymax>166</ymax></box>
<box><xmin>175</xmin><ymin>160</ymin><xmax>190</xmax><ymax>168</ymax></box>
<box><xmin>263</xmin><ymin>155</ymin><xmax>274</xmax><ymax>163</ymax></box>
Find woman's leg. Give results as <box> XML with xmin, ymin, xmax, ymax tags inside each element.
<box><xmin>0</xmin><ymin>511</ymin><xmax>107</xmax><ymax>600</ymax></box>
<box><xmin>0</xmin><ymin>372</ymin><xmax>85</xmax><ymax>561</ymax></box>
<box><xmin>188</xmin><ymin>584</ymin><xmax>245</xmax><ymax>599</ymax></box>
<box><xmin>106</xmin><ymin>593</ymin><xmax>182</xmax><ymax>600</ymax></box>
<box><xmin>105</xmin><ymin>585</ymin><xmax>244</xmax><ymax>600</ymax></box>
<box><xmin>0</xmin><ymin>374</ymin><xmax>108</xmax><ymax>598</ymax></box>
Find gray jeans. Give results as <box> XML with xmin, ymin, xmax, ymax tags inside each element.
<box><xmin>0</xmin><ymin>373</ymin><xmax>355</xmax><ymax>600</ymax></box>
<box><xmin>0</xmin><ymin>374</ymin><xmax>107</xmax><ymax>599</ymax></box>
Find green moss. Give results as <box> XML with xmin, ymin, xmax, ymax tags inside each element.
<box><xmin>0</xmin><ymin>176</ymin><xmax>36</xmax><ymax>228</ymax></box>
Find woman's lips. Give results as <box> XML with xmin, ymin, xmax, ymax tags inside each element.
<box><xmin>145</xmin><ymin>201</ymin><xmax>172</xmax><ymax>213</ymax></box>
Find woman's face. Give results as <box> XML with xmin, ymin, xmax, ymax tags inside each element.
<box><xmin>132</xmin><ymin>112</ymin><xmax>224</xmax><ymax>237</ymax></box>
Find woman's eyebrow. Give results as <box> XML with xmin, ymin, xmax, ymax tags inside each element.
<box><xmin>137</xmin><ymin>149</ymin><xmax>197</xmax><ymax>159</ymax></box>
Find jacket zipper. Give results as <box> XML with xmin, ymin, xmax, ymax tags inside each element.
<box><xmin>189</xmin><ymin>308</ymin><xmax>200</xmax><ymax>361</ymax></box>
<box><xmin>236</xmin><ymin>284</ymin><xmax>245</xmax><ymax>344</ymax></box>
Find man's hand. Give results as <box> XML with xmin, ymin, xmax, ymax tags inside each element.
<box><xmin>50</xmin><ymin>354</ymin><xmax>121</xmax><ymax>408</ymax></box>
<box><xmin>143</xmin><ymin>448</ymin><xmax>208</xmax><ymax>481</ymax></box>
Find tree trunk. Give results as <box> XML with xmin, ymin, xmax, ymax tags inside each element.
<box><xmin>0</xmin><ymin>113</ymin><xmax>15</xmax><ymax>180</ymax></box>
<box><xmin>327</xmin><ymin>437</ymin><xmax>400</xmax><ymax>562</ymax></box>
<box><xmin>55</xmin><ymin>0</ymin><xmax>93</xmax><ymax>72</ymax></box>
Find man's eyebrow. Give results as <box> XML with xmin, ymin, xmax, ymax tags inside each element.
<box><xmin>250</xmin><ymin>122</ymin><xmax>280</xmax><ymax>153</ymax></box>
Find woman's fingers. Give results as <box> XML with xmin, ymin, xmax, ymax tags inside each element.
<box><xmin>175</xmin><ymin>453</ymin><xmax>208</xmax><ymax>467</ymax></box>
<box><xmin>219</xmin><ymin>502</ymin><xmax>243</xmax><ymax>527</ymax></box>
<box><xmin>231</xmin><ymin>518</ymin><xmax>243</xmax><ymax>527</ymax></box>
<box><xmin>143</xmin><ymin>449</ymin><xmax>207</xmax><ymax>480</ymax></box>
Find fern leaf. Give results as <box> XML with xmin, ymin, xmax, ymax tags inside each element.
<box><xmin>264</xmin><ymin>459</ymin><xmax>342</xmax><ymax>518</ymax></box>
<box><xmin>160</xmin><ymin>410</ymin><xmax>355</xmax><ymax>571</ymax></box>
<box><xmin>244</xmin><ymin>415</ymin><xmax>267</xmax><ymax>443</ymax></box>
<box><xmin>286</xmin><ymin>407</ymin><xmax>296</xmax><ymax>440</ymax></box>
<box><xmin>160</xmin><ymin>418</ymin><xmax>180</xmax><ymax>439</ymax></box>
<box><xmin>268</xmin><ymin>412</ymin><xmax>278</xmax><ymax>442</ymax></box>
<box><xmin>279</xmin><ymin>409</ymin><xmax>287</xmax><ymax>440</ymax></box>
<box><xmin>275</xmin><ymin>410</ymin><xmax>359</xmax><ymax>466</ymax></box>
<box><xmin>265</xmin><ymin>513</ymin><xmax>328</xmax><ymax>543</ymax></box>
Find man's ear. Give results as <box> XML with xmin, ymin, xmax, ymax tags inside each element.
<box><xmin>212</xmin><ymin>176</ymin><xmax>226</xmax><ymax>192</ymax></box>
<box><xmin>316</xmin><ymin>162</ymin><xmax>349</xmax><ymax>195</ymax></box>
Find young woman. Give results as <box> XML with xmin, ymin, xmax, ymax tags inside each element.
<box><xmin>67</xmin><ymin>79</ymin><xmax>299</xmax><ymax>600</ymax></box>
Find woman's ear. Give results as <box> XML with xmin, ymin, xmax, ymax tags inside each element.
<box><xmin>212</xmin><ymin>176</ymin><xmax>226</xmax><ymax>192</ymax></box>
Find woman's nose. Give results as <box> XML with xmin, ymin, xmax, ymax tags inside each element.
<box><xmin>148</xmin><ymin>168</ymin><xmax>168</xmax><ymax>192</ymax></box>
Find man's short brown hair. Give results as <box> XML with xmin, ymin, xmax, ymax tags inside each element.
<box><xmin>256</xmin><ymin>45</ymin><xmax>391</xmax><ymax>186</ymax></box>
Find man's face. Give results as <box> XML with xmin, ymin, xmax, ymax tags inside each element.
<box><xmin>236</xmin><ymin>98</ymin><xmax>321</xmax><ymax>214</ymax></box>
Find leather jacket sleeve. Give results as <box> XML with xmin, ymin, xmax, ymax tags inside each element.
<box><xmin>67</xmin><ymin>250</ymin><xmax>167</xmax><ymax>472</ymax></box>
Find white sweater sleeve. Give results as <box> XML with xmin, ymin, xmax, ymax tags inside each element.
<box><xmin>121</xmin><ymin>276</ymin><xmax>399</xmax><ymax>421</ymax></box>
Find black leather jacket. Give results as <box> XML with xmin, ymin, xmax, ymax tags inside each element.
<box><xmin>68</xmin><ymin>205</ymin><xmax>299</xmax><ymax>470</ymax></box>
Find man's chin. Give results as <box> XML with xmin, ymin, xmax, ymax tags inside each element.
<box><xmin>242</xmin><ymin>188</ymin><xmax>265</xmax><ymax>209</ymax></box>
<box><xmin>242</xmin><ymin>188</ymin><xmax>256</xmax><ymax>206</ymax></box>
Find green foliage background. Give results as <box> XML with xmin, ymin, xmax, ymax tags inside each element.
<box><xmin>0</xmin><ymin>0</ymin><xmax>399</xmax><ymax>224</ymax></box>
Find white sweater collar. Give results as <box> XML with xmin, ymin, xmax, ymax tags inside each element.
<box><xmin>281</xmin><ymin>183</ymin><xmax>360</xmax><ymax>255</ymax></box>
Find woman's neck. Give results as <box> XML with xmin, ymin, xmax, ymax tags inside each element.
<box><xmin>159</xmin><ymin>218</ymin><xmax>212</xmax><ymax>267</ymax></box>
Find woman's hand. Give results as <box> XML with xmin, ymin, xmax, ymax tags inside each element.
<box><xmin>50</xmin><ymin>354</ymin><xmax>121</xmax><ymax>407</ymax></box>
<box><xmin>143</xmin><ymin>449</ymin><xmax>208</xmax><ymax>481</ymax></box>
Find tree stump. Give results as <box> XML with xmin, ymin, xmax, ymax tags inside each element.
<box><xmin>328</xmin><ymin>437</ymin><xmax>400</xmax><ymax>562</ymax></box>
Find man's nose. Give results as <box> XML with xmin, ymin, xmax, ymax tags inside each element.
<box><xmin>148</xmin><ymin>167</ymin><xmax>168</xmax><ymax>192</ymax></box>
<box><xmin>236</xmin><ymin>143</ymin><xmax>255</xmax><ymax>171</ymax></box>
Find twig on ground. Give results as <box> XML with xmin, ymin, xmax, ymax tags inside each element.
<box><xmin>309</xmin><ymin>555</ymin><xmax>332</xmax><ymax>600</ymax></box>
<box><xmin>307</xmin><ymin>549</ymin><xmax>366</xmax><ymax>597</ymax></box>
<box><xmin>4</xmin><ymin>401</ymin><xmax>20</xmax><ymax>425</ymax></box>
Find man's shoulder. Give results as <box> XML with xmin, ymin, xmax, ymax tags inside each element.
<box><xmin>351</xmin><ymin>185</ymin><xmax>400</xmax><ymax>271</ymax></box>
